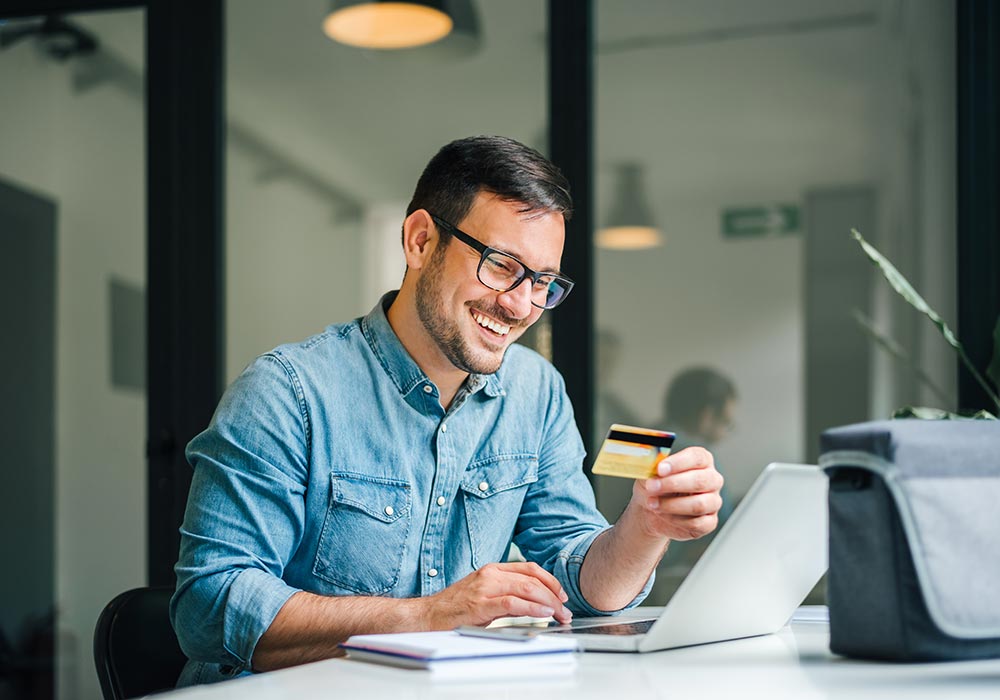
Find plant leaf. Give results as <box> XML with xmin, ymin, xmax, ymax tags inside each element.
<box><xmin>852</xmin><ymin>229</ymin><xmax>1000</xmax><ymax>412</ymax></box>
<box><xmin>850</xmin><ymin>230</ymin><xmax>960</xmax><ymax>348</ymax></box>
<box><xmin>892</xmin><ymin>406</ymin><xmax>997</xmax><ymax>420</ymax></box>
<box><xmin>852</xmin><ymin>308</ymin><xmax>953</xmax><ymax>406</ymax></box>
<box><xmin>892</xmin><ymin>406</ymin><xmax>953</xmax><ymax>420</ymax></box>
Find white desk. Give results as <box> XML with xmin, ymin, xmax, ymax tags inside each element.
<box><xmin>163</xmin><ymin>611</ymin><xmax>1000</xmax><ymax>699</ymax></box>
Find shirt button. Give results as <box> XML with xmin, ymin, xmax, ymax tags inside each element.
<box><xmin>436</xmin><ymin>496</ymin><xmax>446</xmax><ymax>506</ymax></box>
<box><xmin>428</xmin><ymin>568</ymin><xmax>438</xmax><ymax>577</ymax></box>
<box><xmin>478</xmin><ymin>481</ymin><xmax>489</xmax><ymax>492</ymax></box>
<box><xmin>384</xmin><ymin>505</ymin><xmax>394</xmax><ymax>516</ymax></box>
<box><xmin>423</xmin><ymin>385</ymin><xmax>433</xmax><ymax>394</ymax></box>
<box><xmin>441</xmin><ymin>423</ymin><xmax>448</xmax><ymax>433</ymax></box>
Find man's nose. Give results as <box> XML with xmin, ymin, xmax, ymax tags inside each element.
<box><xmin>497</xmin><ymin>277</ymin><xmax>534</xmax><ymax>319</ymax></box>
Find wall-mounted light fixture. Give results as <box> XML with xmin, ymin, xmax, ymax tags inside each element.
<box><xmin>597</xmin><ymin>163</ymin><xmax>662</xmax><ymax>250</ymax></box>
<box><xmin>322</xmin><ymin>0</ymin><xmax>453</xmax><ymax>50</ymax></box>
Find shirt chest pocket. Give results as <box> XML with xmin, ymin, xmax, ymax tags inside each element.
<box><xmin>312</xmin><ymin>473</ymin><xmax>412</xmax><ymax>595</ymax></box>
<box><xmin>461</xmin><ymin>456</ymin><xmax>538</xmax><ymax>570</ymax></box>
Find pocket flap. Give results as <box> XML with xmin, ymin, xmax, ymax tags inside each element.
<box><xmin>331</xmin><ymin>473</ymin><xmax>410</xmax><ymax>522</ymax></box>
<box><xmin>460</xmin><ymin>455</ymin><xmax>538</xmax><ymax>499</ymax></box>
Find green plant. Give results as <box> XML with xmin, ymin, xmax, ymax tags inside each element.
<box><xmin>851</xmin><ymin>229</ymin><xmax>999</xmax><ymax>419</ymax></box>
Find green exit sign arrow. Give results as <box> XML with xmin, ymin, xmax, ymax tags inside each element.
<box><xmin>722</xmin><ymin>204</ymin><xmax>800</xmax><ymax>239</ymax></box>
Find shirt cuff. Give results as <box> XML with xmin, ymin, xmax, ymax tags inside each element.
<box><xmin>555</xmin><ymin>527</ymin><xmax>656</xmax><ymax>617</ymax></box>
<box><xmin>222</xmin><ymin>568</ymin><xmax>301</xmax><ymax>669</ymax></box>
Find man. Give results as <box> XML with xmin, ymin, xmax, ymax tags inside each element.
<box><xmin>652</xmin><ymin>367</ymin><xmax>738</xmax><ymax>596</ymax></box>
<box><xmin>171</xmin><ymin>136</ymin><xmax>723</xmax><ymax>684</ymax></box>
<box><xmin>663</xmin><ymin>367</ymin><xmax>737</xmax><ymax>457</ymax></box>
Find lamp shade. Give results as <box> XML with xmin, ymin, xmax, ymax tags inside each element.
<box><xmin>323</xmin><ymin>0</ymin><xmax>453</xmax><ymax>50</ymax></box>
<box><xmin>598</xmin><ymin>163</ymin><xmax>662</xmax><ymax>250</ymax></box>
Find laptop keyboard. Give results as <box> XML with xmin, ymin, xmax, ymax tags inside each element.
<box><xmin>548</xmin><ymin>619</ymin><xmax>656</xmax><ymax>636</ymax></box>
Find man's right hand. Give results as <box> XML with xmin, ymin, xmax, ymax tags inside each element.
<box><xmin>423</xmin><ymin>562</ymin><xmax>573</xmax><ymax>628</ymax></box>
<box><xmin>254</xmin><ymin>563</ymin><xmax>572</xmax><ymax>672</ymax></box>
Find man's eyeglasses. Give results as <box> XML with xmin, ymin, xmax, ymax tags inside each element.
<box><xmin>429</xmin><ymin>214</ymin><xmax>575</xmax><ymax>310</ymax></box>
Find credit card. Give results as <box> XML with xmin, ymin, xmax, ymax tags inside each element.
<box><xmin>591</xmin><ymin>424</ymin><xmax>675</xmax><ymax>480</ymax></box>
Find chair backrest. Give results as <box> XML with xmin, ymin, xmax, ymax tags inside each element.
<box><xmin>93</xmin><ymin>587</ymin><xmax>188</xmax><ymax>700</ymax></box>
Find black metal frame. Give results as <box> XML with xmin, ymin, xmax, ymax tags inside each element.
<box><xmin>548</xmin><ymin>0</ymin><xmax>596</xmax><ymax>466</ymax></box>
<box><xmin>144</xmin><ymin>0</ymin><xmax>225</xmax><ymax>587</ymax></box>
<box><xmin>957</xmin><ymin>0</ymin><xmax>1000</xmax><ymax>414</ymax></box>
<box><xmin>1</xmin><ymin>0</ymin><xmax>224</xmax><ymax>586</ymax></box>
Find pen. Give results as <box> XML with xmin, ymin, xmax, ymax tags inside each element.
<box><xmin>455</xmin><ymin>625</ymin><xmax>539</xmax><ymax>641</ymax></box>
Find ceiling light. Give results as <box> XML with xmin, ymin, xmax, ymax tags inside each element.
<box><xmin>598</xmin><ymin>163</ymin><xmax>663</xmax><ymax>250</ymax></box>
<box><xmin>323</xmin><ymin>1</ymin><xmax>453</xmax><ymax>50</ymax></box>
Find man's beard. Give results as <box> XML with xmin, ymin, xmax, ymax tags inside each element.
<box><xmin>415</xmin><ymin>244</ymin><xmax>524</xmax><ymax>375</ymax></box>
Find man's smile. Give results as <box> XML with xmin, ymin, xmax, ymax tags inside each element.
<box><xmin>470</xmin><ymin>308</ymin><xmax>512</xmax><ymax>337</ymax></box>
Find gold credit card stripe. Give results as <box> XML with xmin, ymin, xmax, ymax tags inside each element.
<box><xmin>604</xmin><ymin>442</ymin><xmax>657</xmax><ymax>457</ymax></box>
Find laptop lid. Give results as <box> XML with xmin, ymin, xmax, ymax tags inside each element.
<box><xmin>536</xmin><ymin>462</ymin><xmax>828</xmax><ymax>652</ymax></box>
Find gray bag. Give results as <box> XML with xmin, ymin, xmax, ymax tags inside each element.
<box><xmin>819</xmin><ymin>419</ymin><xmax>1000</xmax><ymax>661</ymax></box>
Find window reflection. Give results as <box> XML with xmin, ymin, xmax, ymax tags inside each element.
<box><xmin>595</xmin><ymin>0</ymin><xmax>955</xmax><ymax>604</ymax></box>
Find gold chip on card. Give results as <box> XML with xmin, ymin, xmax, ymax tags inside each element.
<box><xmin>591</xmin><ymin>424</ymin><xmax>675</xmax><ymax>480</ymax></box>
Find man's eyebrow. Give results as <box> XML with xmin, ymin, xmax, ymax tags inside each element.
<box><xmin>496</xmin><ymin>245</ymin><xmax>563</xmax><ymax>275</ymax></box>
<box><xmin>481</xmin><ymin>236</ymin><xmax>562</xmax><ymax>275</ymax></box>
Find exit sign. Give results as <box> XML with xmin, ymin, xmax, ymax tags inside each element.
<box><xmin>722</xmin><ymin>204</ymin><xmax>800</xmax><ymax>239</ymax></box>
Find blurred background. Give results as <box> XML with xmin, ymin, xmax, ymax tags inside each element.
<box><xmin>0</xmin><ymin>1</ymin><xmax>958</xmax><ymax>698</ymax></box>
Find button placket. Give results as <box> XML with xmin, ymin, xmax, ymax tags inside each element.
<box><xmin>422</xmin><ymin>415</ymin><xmax>458</xmax><ymax>595</ymax></box>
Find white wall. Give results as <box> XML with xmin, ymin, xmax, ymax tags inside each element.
<box><xmin>224</xmin><ymin>145</ymin><xmax>365</xmax><ymax>381</ymax></box>
<box><xmin>361</xmin><ymin>201</ymin><xmax>408</xmax><ymax>313</ymax></box>
<box><xmin>0</xmin><ymin>13</ymin><xmax>147</xmax><ymax>700</ymax></box>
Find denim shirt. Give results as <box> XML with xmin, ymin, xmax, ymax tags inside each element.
<box><xmin>171</xmin><ymin>293</ymin><xmax>651</xmax><ymax>685</ymax></box>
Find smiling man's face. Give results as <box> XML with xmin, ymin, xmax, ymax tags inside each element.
<box><xmin>414</xmin><ymin>193</ymin><xmax>566</xmax><ymax>375</ymax></box>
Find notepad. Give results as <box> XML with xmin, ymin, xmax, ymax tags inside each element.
<box><xmin>341</xmin><ymin>630</ymin><xmax>578</xmax><ymax>680</ymax></box>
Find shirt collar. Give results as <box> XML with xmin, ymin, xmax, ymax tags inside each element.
<box><xmin>361</xmin><ymin>291</ymin><xmax>505</xmax><ymax>399</ymax></box>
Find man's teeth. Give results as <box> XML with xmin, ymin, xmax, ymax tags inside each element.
<box><xmin>473</xmin><ymin>312</ymin><xmax>511</xmax><ymax>336</ymax></box>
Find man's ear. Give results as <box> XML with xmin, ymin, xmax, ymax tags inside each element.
<box><xmin>401</xmin><ymin>209</ymin><xmax>438</xmax><ymax>271</ymax></box>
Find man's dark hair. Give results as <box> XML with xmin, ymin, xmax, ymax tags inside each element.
<box><xmin>405</xmin><ymin>135</ymin><xmax>573</xmax><ymax>238</ymax></box>
<box><xmin>664</xmin><ymin>367</ymin><xmax>737</xmax><ymax>429</ymax></box>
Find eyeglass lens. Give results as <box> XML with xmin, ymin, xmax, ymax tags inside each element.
<box><xmin>479</xmin><ymin>251</ymin><xmax>570</xmax><ymax>309</ymax></box>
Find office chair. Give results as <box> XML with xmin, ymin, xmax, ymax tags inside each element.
<box><xmin>93</xmin><ymin>587</ymin><xmax>188</xmax><ymax>700</ymax></box>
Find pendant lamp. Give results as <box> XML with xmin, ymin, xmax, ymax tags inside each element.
<box><xmin>598</xmin><ymin>163</ymin><xmax>663</xmax><ymax>250</ymax></box>
<box><xmin>323</xmin><ymin>0</ymin><xmax>453</xmax><ymax>50</ymax></box>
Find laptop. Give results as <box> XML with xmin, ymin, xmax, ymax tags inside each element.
<box><xmin>507</xmin><ymin>462</ymin><xmax>828</xmax><ymax>652</ymax></box>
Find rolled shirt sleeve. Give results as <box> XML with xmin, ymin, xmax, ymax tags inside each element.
<box><xmin>171</xmin><ymin>354</ymin><xmax>310</xmax><ymax>670</ymax></box>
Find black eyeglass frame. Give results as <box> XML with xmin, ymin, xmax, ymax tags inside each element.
<box><xmin>429</xmin><ymin>213</ymin><xmax>575</xmax><ymax>310</ymax></box>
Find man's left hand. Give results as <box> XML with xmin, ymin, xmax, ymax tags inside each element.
<box><xmin>630</xmin><ymin>446</ymin><xmax>724</xmax><ymax>542</ymax></box>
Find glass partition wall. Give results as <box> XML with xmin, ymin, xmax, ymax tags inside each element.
<box><xmin>593</xmin><ymin>0</ymin><xmax>956</xmax><ymax>603</ymax></box>
<box><xmin>0</xmin><ymin>9</ymin><xmax>147</xmax><ymax>700</ymax></box>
